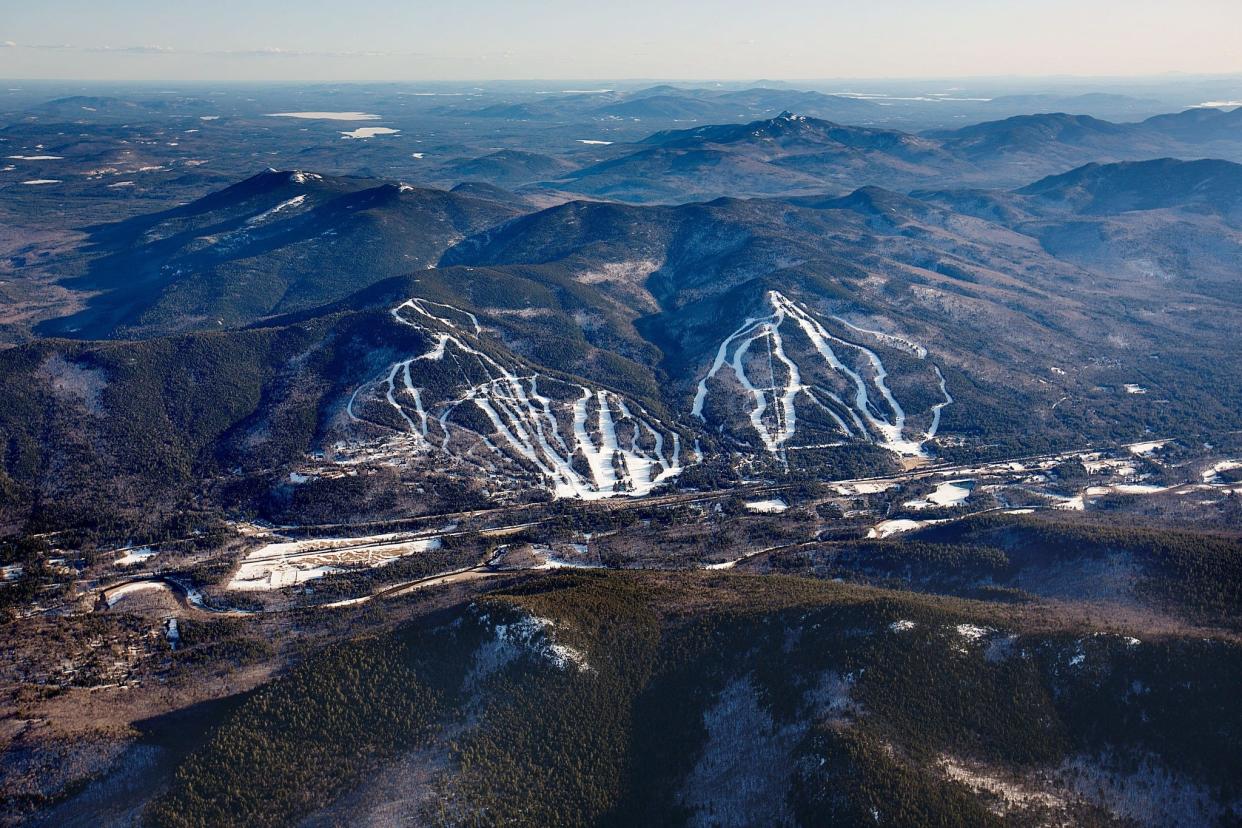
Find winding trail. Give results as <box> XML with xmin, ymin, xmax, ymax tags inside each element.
<box><xmin>348</xmin><ymin>298</ymin><xmax>683</xmax><ymax>499</ymax></box>
<box><xmin>694</xmin><ymin>291</ymin><xmax>953</xmax><ymax>460</ymax></box>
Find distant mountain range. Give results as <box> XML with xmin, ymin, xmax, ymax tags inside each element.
<box><xmin>521</xmin><ymin>107</ymin><xmax>1242</xmax><ymax>202</ymax></box>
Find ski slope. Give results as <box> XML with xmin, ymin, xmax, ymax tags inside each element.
<box><xmin>693</xmin><ymin>290</ymin><xmax>952</xmax><ymax>460</ymax></box>
<box><xmin>348</xmin><ymin>298</ymin><xmax>683</xmax><ymax>499</ymax></box>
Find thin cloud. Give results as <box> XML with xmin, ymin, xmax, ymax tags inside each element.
<box><xmin>0</xmin><ymin>41</ymin><xmax>413</xmax><ymax>58</ymax></box>
<box><xmin>87</xmin><ymin>45</ymin><xmax>177</xmax><ymax>54</ymax></box>
<box><xmin>208</xmin><ymin>47</ymin><xmax>418</xmax><ymax>59</ymax></box>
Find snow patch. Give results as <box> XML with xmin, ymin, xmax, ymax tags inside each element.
<box><xmin>114</xmin><ymin>547</ymin><xmax>156</xmax><ymax>567</ymax></box>
<box><xmin>246</xmin><ymin>194</ymin><xmax>306</xmax><ymax>224</ymax></box>
<box><xmin>488</xmin><ymin>612</ymin><xmax>591</xmax><ymax>672</ymax></box>
<box><xmin>266</xmin><ymin>111</ymin><xmax>381</xmax><ymax>120</ymax></box>
<box><xmin>905</xmin><ymin>479</ymin><xmax>972</xmax><ymax>509</ymax></box>
<box><xmin>228</xmin><ymin>532</ymin><xmax>442</xmax><ymax>591</ymax></box>
<box><xmin>341</xmin><ymin>126</ymin><xmax>400</xmax><ymax>139</ymax></box>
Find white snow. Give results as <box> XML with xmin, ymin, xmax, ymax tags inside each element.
<box><xmin>490</xmin><ymin>613</ymin><xmax>591</xmax><ymax>672</ymax></box>
<box><xmin>744</xmin><ymin>497</ymin><xmax>788</xmax><ymax>514</ymax></box>
<box><xmin>348</xmin><ymin>297</ymin><xmax>684</xmax><ymax>500</ymax></box>
<box><xmin>530</xmin><ymin>545</ymin><xmax>604</xmax><ymax>570</ymax></box>
<box><xmin>1055</xmin><ymin>493</ymin><xmax>1086</xmax><ymax>511</ymax></box>
<box><xmin>905</xmin><ymin>479</ymin><xmax>972</xmax><ymax>509</ymax></box>
<box><xmin>246</xmin><ymin>194</ymin><xmax>306</xmax><ymax>224</ymax></box>
<box><xmin>1124</xmin><ymin>384</ymin><xmax>1148</xmax><ymax>395</ymax></box>
<box><xmin>114</xmin><ymin>547</ymin><xmax>157</xmax><ymax>567</ymax></box>
<box><xmin>1203</xmin><ymin>460</ymin><xmax>1241</xmax><ymax>483</ymax></box>
<box><xmin>266</xmin><ymin>111</ymin><xmax>381</xmax><ymax>121</ymax></box>
<box><xmin>1111</xmin><ymin>483</ymin><xmax>1170</xmax><ymax>495</ymax></box>
<box><xmin>955</xmin><ymin>624</ymin><xmax>991</xmax><ymax>643</ymax></box>
<box><xmin>868</xmin><ymin>518</ymin><xmax>926</xmax><ymax>538</ymax></box>
<box><xmin>1128</xmin><ymin>440</ymin><xmax>1169</xmax><ymax>457</ymax></box>
<box><xmin>21</xmin><ymin>179</ymin><xmax>61</xmax><ymax>185</ymax></box>
<box><xmin>693</xmin><ymin>291</ymin><xmax>949</xmax><ymax>461</ymax></box>
<box><xmin>7</xmin><ymin>154</ymin><xmax>63</xmax><ymax>160</ymax></box>
<box><xmin>228</xmin><ymin>532</ymin><xmax>443</xmax><ymax>591</ymax></box>
<box><xmin>340</xmin><ymin>126</ymin><xmax>399</xmax><ymax>139</ymax></box>
<box><xmin>831</xmin><ymin>316</ymin><xmax>927</xmax><ymax>358</ymax></box>
<box><xmin>834</xmin><ymin>481</ymin><xmax>896</xmax><ymax>495</ymax></box>
<box><xmin>889</xmin><ymin>620</ymin><xmax>917</xmax><ymax>632</ymax></box>
<box><xmin>104</xmin><ymin>581</ymin><xmax>166</xmax><ymax>607</ymax></box>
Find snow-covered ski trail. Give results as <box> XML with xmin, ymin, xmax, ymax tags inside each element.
<box><xmin>350</xmin><ymin>298</ymin><xmax>684</xmax><ymax>499</ymax></box>
<box><xmin>693</xmin><ymin>290</ymin><xmax>952</xmax><ymax>459</ymax></box>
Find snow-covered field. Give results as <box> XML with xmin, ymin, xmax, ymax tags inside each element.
<box><xmin>869</xmin><ymin>518</ymin><xmax>943</xmax><ymax>538</ymax></box>
<box><xmin>346</xmin><ymin>298</ymin><xmax>684</xmax><ymax>500</ymax></box>
<box><xmin>104</xmin><ymin>581</ymin><xmax>168</xmax><ymax>607</ymax></box>
<box><xmin>1203</xmin><ymin>460</ymin><xmax>1241</xmax><ymax>483</ymax></box>
<box><xmin>228</xmin><ymin>531</ymin><xmax>443</xmax><ymax>591</ymax></box>
<box><xmin>744</xmin><ymin>498</ymin><xmax>788</xmax><ymax>514</ymax></box>
<box><xmin>1129</xmin><ymin>440</ymin><xmax>1169</xmax><ymax>456</ymax></box>
<box><xmin>905</xmin><ymin>480</ymin><xmax>973</xmax><ymax>509</ymax></box>
<box><xmin>693</xmin><ymin>291</ymin><xmax>951</xmax><ymax>461</ymax></box>
<box><xmin>341</xmin><ymin>126</ymin><xmax>400</xmax><ymax>139</ymax></box>
<box><xmin>114</xmin><ymin>547</ymin><xmax>157</xmax><ymax>567</ymax></box>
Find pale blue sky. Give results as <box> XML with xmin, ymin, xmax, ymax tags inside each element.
<box><xmin>2</xmin><ymin>0</ymin><xmax>1239</xmax><ymax>81</ymax></box>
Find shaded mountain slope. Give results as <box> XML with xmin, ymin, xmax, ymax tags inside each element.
<box><xmin>36</xmin><ymin>170</ymin><xmax>522</xmax><ymax>339</ymax></box>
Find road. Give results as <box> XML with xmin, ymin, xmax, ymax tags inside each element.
<box><xmin>95</xmin><ymin>437</ymin><xmax>1172</xmax><ymax>615</ymax></box>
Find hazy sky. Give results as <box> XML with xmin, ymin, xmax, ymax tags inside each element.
<box><xmin>2</xmin><ymin>0</ymin><xmax>1240</xmax><ymax>81</ymax></box>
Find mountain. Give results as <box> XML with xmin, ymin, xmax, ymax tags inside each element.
<box><xmin>35</xmin><ymin>169</ymin><xmax>522</xmax><ymax>339</ymax></box>
<box><xmin>445</xmin><ymin>149</ymin><xmax>578</xmax><ymax>186</ymax></box>
<box><xmin>6</xmin><ymin>163</ymin><xmax>1242</xmax><ymax>532</ymax></box>
<box><xmin>21</xmin><ymin>94</ymin><xmax>217</xmax><ymax>122</ymax></box>
<box><xmin>118</xmin><ymin>570</ymin><xmax>1242</xmax><ymax>828</ymax></box>
<box><xmin>925</xmin><ymin>109</ymin><xmax>1242</xmax><ymax>178</ymax></box>
<box><xmin>591</xmin><ymin>94</ymin><xmax>733</xmax><ymax>121</ymax></box>
<box><xmin>1017</xmin><ymin>157</ymin><xmax>1242</xmax><ymax>216</ymax></box>
<box><xmin>1138</xmin><ymin>105</ymin><xmax>1242</xmax><ymax>143</ymax></box>
<box><xmin>561</xmin><ymin>112</ymin><xmax>974</xmax><ymax>202</ymax></box>
<box><xmin>551</xmin><ymin>107</ymin><xmax>1242</xmax><ymax>203</ymax></box>
<box><xmin>590</xmin><ymin>87</ymin><xmax>880</xmax><ymax>123</ymax></box>
<box><xmin>439</xmin><ymin>86</ymin><xmax>883</xmax><ymax>127</ymax></box>
<box><xmin>920</xmin><ymin>158</ymin><xmax>1242</xmax><ymax>294</ymax></box>
<box><xmin>929</xmin><ymin>113</ymin><xmax>1133</xmax><ymax>161</ymax></box>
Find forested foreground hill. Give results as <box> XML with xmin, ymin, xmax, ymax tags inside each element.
<box><xmin>112</xmin><ymin>572</ymin><xmax>1242</xmax><ymax>827</ymax></box>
